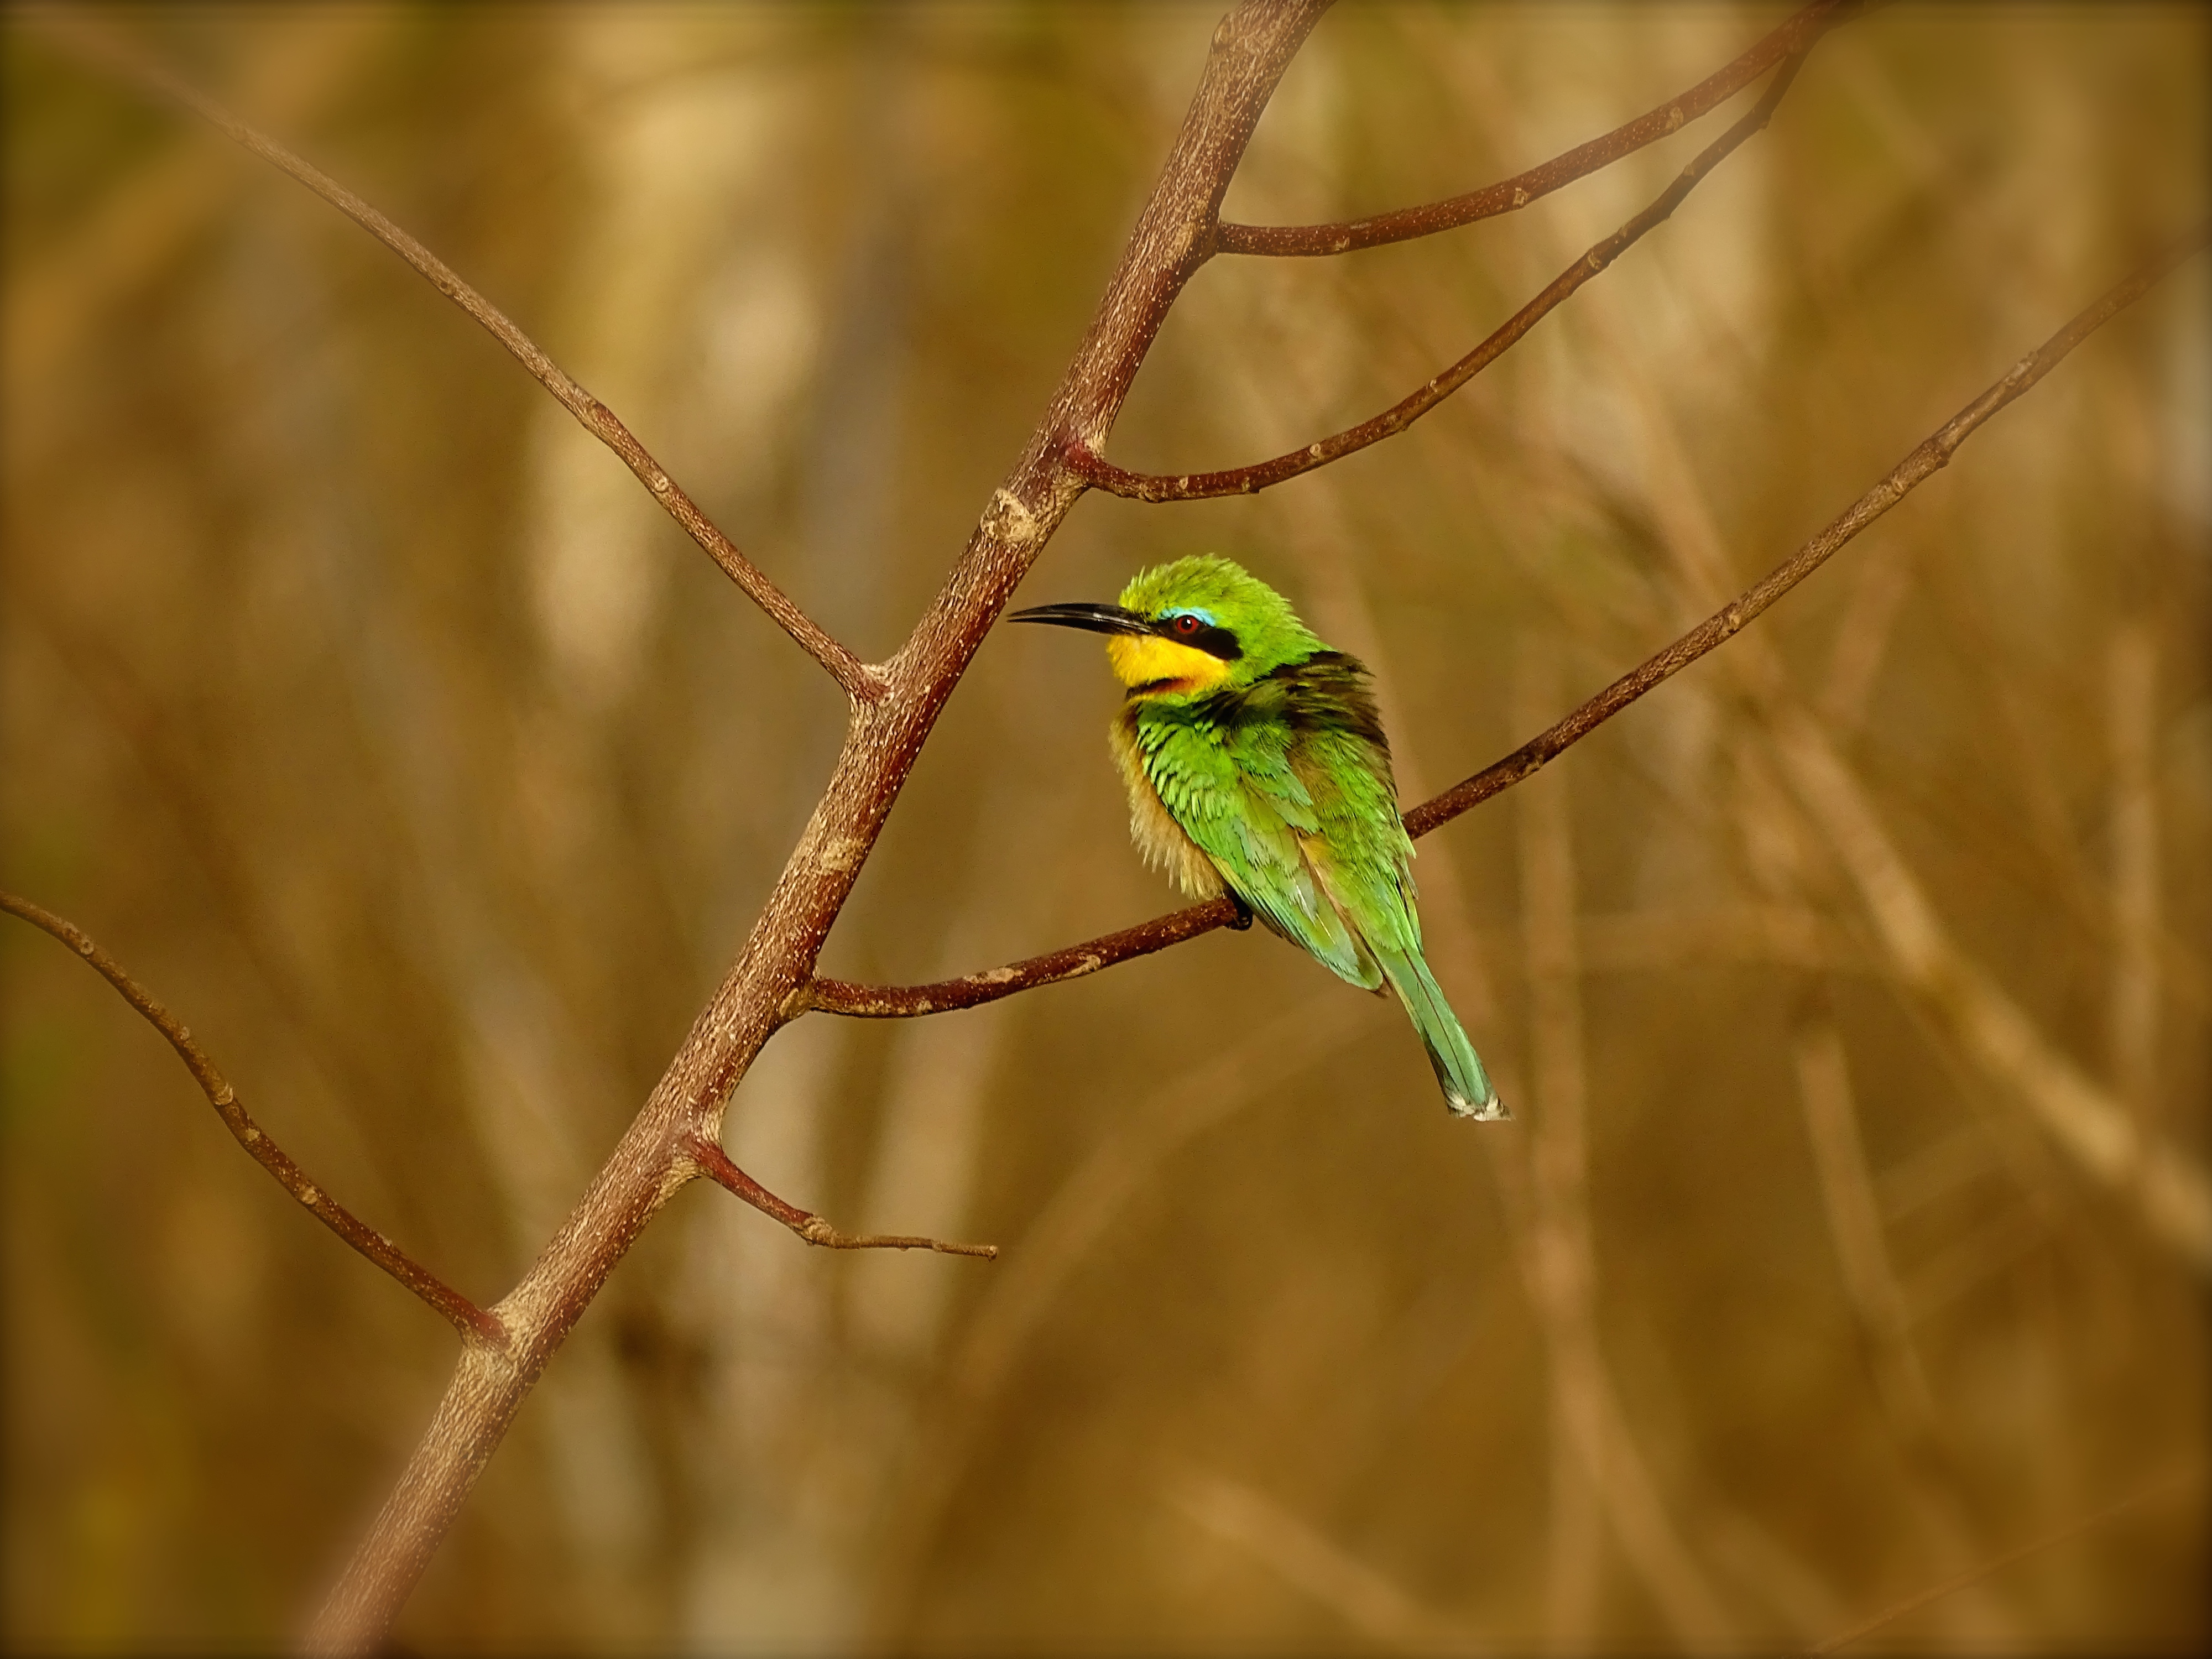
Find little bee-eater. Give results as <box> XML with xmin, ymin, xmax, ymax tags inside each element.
<box><xmin>1013</xmin><ymin>554</ymin><xmax>1504</xmax><ymax>1119</ymax></box>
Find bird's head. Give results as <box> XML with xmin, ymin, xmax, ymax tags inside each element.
<box><xmin>1010</xmin><ymin>554</ymin><xmax>1323</xmax><ymax>700</ymax></box>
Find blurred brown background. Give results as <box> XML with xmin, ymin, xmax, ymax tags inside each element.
<box><xmin>4</xmin><ymin>4</ymin><xmax>2207</xmax><ymax>1651</ymax></box>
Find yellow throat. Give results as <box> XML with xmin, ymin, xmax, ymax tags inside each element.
<box><xmin>1105</xmin><ymin>633</ymin><xmax>1234</xmax><ymax>695</ymax></box>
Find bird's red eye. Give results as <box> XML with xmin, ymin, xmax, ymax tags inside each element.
<box><xmin>1172</xmin><ymin>614</ymin><xmax>1202</xmax><ymax>635</ymax></box>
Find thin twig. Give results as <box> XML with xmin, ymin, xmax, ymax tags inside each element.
<box><xmin>682</xmin><ymin>1134</ymin><xmax>997</xmax><ymax>1259</ymax></box>
<box><xmin>1</xmin><ymin>891</ymin><xmax>503</xmax><ymax>1344</ymax></box>
<box><xmin>807</xmin><ymin>895</ymin><xmax>1241</xmax><ymax>1018</ymax></box>
<box><xmin>1067</xmin><ymin>51</ymin><xmax>1813</xmax><ymax>503</ymax></box>
<box><xmin>1215</xmin><ymin>0</ymin><xmax>1848</xmax><ymax>257</ymax></box>
<box><xmin>33</xmin><ymin>9</ymin><xmax>885</xmax><ymax>704</ymax></box>
<box><xmin>818</xmin><ymin>228</ymin><xmax>2209</xmax><ymax>1020</ymax></box>
<box><xmin>1802</xmin><ymin>1462</ymin><xmax>2205</xmax><ymax>1655</ymax></box>
<box><xmin>1406</xmin><ymin>224</ymin><xmax>2209</xmax><ymax>828</ymax></box>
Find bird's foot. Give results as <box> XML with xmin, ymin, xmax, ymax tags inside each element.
<box><xmin>1227</xmin><ymin>893</ymin><xmax>1254</xmax><ymax>931</ymax></box>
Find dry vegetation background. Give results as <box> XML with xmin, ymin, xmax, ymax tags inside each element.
<box><xmin>3</xmin><ymin>3</ymin><xmax>2208</xmax><ymax>1652</ymax></box>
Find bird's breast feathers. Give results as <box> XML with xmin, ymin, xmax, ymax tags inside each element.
<box><xmin>1108</xmin><ymin>707</ymin><xmax>1225</xmax><ymax>898</ymax></box>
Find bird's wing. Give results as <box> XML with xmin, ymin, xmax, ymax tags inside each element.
<box><xmin>1142</xmin><ymin>714</ymin><xmax>1379</xmax><ymax>987</ymax></box>
<box><xmin>1290</xmin><ymin>721</ymin><xmax>1424</xmax><ymax>962</ymax></box>
<box><xmin>1267</xmin><ymin>653</ymin><xmax>1425</xmax><ymax>962</ymax></box>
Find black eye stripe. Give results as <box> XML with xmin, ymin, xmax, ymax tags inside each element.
<box><xmin>1152</xmin><ymin>614</ymin><xmax>1242</xmax><ymax>661</ymax></box>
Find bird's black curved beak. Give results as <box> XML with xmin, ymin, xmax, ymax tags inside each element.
<box><xmin>1006</xmin><ymin>601</ymin><xmax>1152</xmax><ymax>637</ymax></box>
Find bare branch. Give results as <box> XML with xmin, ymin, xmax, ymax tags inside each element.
<box><xmin>809</xmin><ymin>896</ymin><xmax>1243</xmax><ymax>1018</ymax></box>
<box><xmin>1068</xmin><ymin>50</ymin><xmax>1813</xmax><ymax>504</ymax></box>
<box><xmin>1216</xmin><ymin>0</ymin><xmax>1849</xmax><ymax>258</ymax></box>
<box><xmin>1</xmin><ymin>891</ymin><xmax>502</xmax><ymax>1345</ymax></box>
<box><xmin>1406</xmin><ymin>222</ymin><xmax>2209</xmax><ymax>832</ymax></box>
<box><xmin>826</xmin><ymin>229</ymin><xmax>2209</xmax><ymax>1019</ymax></box>
<box><xmin>682</xmin><ymin>1134</ymin><xmax>997</xmax><ymax>1259</ymax></box>
<box><xmin>306</xmin><ymin>6</ymin><xmax>1333</xmax><ymax>1644</ymax></box>
<box><xmin>33</xmin><ymin>9</ymin><xmax>886</xmax><ymax>703</ymax></box>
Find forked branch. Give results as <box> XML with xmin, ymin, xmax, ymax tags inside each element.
<box><xmin>302</xmin><ymin>7</ymin><xmax>1329</xmax><ymax>1645</ymax></box>
<box><xmin>815</xmin><ymin>227</ymin><xmax>2210</xmax><ymax>1020</ymax></box>
<box><xmin>1215</xmin><ymin>0</ymin><xmax>1849</xmax><ymax>257</ymax></box>
<box><xmin>683</xmin><ymin>1134</ymin><xmax>998</xmax><ymax>1258</ymax></box>
<box><xmin>1070</xmin><ymin>50</ymin><xmax>1815</xmax><ymax>503</ymax></box>
<box><xmin>1</xmin><ymin>892</ymin><xmax>502</xmax><ymax>1344</ymax></box>
<box><xmin>33</xmin><ymin>11</ymin><xmax>884</xmax><ymax>703</ymax></box>
<box><xmin>27</xmin><ymin>2</ymin><xmax>2192</xmax><ymax>1646</ymax></box>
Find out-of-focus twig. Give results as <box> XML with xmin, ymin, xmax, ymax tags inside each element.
<box><xmin>1410</xmin><ymin>224</ymin><xmax>2210</xmax><ymax>832</ymax></box>
<box><xmin>1215</xmin><ymin>1</ymin><xmax>1848</xmax><ymax>257</ymax></box>
<box><xmin>1803</xmin><ymin>1462</ymin><xmax>2205</xmax><ymax>1655</ymax></box>
<box><xmin>3</xmin><ymin>11</ymin><xmax>369</xmax><ymax>407</ymax></box>
<box><xmin>820</xmin><ymin>230</ymin><xmax>2210</xmax><ymax>1022</ymax></box>
<box><xmin>29</xmin><ymin>7</ymin><xmax>885</xmax><ymax>703</ymax></box>
<box><xmin>1513</xmin><ymin>654</ymin><xmax>1737</xmax><ymax>1648</ymax></box>
<box><xmin>681</xmin><ymin>1134</ymin><xmax>997</xmax><ymax>1259</ymax></box>
<box><xmin>1770</xmin><ymin>705</ymin><xmax>2212</xmax><ymax>1270</ymax></box>
<box><xmin>1725</xmin><ymin>722</ymin><xmax>2018</xmax><ymax>1641</ymax></box>
<box><xmin>1579</xmin><ymin>904</ymin><xmax>1856</xmax><ymax>974</ymax></box>
<box><xmin>1516</xmin><ymin>654</ymin><xmax>1604</xmax><ymax>1650</ymax></box>
<box><xmin>1817</xmin><ymin>537</ymin><xmax>1921</xmax><ymax>734</ymax></box>
<box><xmin>1171</xmin><ymin>1472</ymin><xmax>1485</xmax><ymax>1655</ymax></box>
<box><xmin>1068</xmin><ymin>53</ymin><xmax>1815</xmax><ymax>503</ymax></box>
<box><xmin>1791</xmin><ymin>1014</ymin><xmax>1935</xmax><ymax>1430</ymax></box>
<box><xmin>0</xmin><ymin>891</ymin><xmax>502</xmax><ymax>1344</ymax></box>
<box><xmin>1900</xmin><ymin>1210</ymin><xmax>2047</xmax><ymax>1323</ymax></box>
<box><xmin>1577</xmin><ymin>207</ymin><xmax>2210</xmax><ymax>1282</ymax></box>
<box><xmin>2105</xmin><ymin>622</ymin><xmax>2161</xmax><ymax>1126</ymax></box>
<box><xmin>868</xmin><ymin>990</ymin><xmax>1369</xmax><ymax>1643</ymax></box>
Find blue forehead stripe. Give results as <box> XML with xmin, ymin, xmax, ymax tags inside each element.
<box><xmin>1160</xmin><ymin>607</ymin><xmax>1218</xmax><ymax>627</ymax></box>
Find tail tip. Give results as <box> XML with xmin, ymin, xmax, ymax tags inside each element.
<box><xmin>1445</xmin><ymin>1089</ymin><xmax>1510</xmax><ymax>1122</ymax></box>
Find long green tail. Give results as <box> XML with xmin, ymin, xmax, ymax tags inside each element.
<box><xmin>1375</xmin><ymin>945</ymin><xmax>1505</xmax><ymax>1120</ymax></box>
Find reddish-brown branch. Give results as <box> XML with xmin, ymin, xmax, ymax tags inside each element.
<box><xmin>1215</xmin><ymin>0</ymin><xmax>1849</xmax><ymax>258</ymax></box>
<box><xmin>810</xmin><ymin>897</ymin><xmax>1242</xmax><ymax>1018</ymax></box>
<box><xmin>1069</xmin><ymin>50</ymin><xmax>1813</xmax><ymax>503</ymax></box>
<box><xmin>35</xmin><ymin>0</ymin><xmax>2184</xmax><ymax>1643</ymax></box>
<box><xmin>1</xmin><ymin>891</ymin><xmax>503</xmax><ymax>1345</ymax></box>
<box><xmin>34</xmin><ymin>11</ymin><xmax>884</xmax><ymax>705</ymax></box>
<box><xmin>682</xmin><ymin>1134</ymin><xmax>998</xmax><ymax>1258</ymax></box>
<box><xmin>821</xmin><ymin>228</ymin><xmax>2208</xmax><ymax>1020</ymax></box>
<box><xmin>1407</xmin><ymin>222</ymin><xmax>2209</xmax><ymax>828</ymax></box>
<box><xmin>299</xmin><ymin>5</ymin><xmax>1332</xmax><ymax>1646</ymax></box>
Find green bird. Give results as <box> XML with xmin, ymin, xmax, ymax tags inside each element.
<box><xmin>1012</xmin><ymin>554</ymin><xmax>1504</xmax><ymax>1119</ymax></box>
